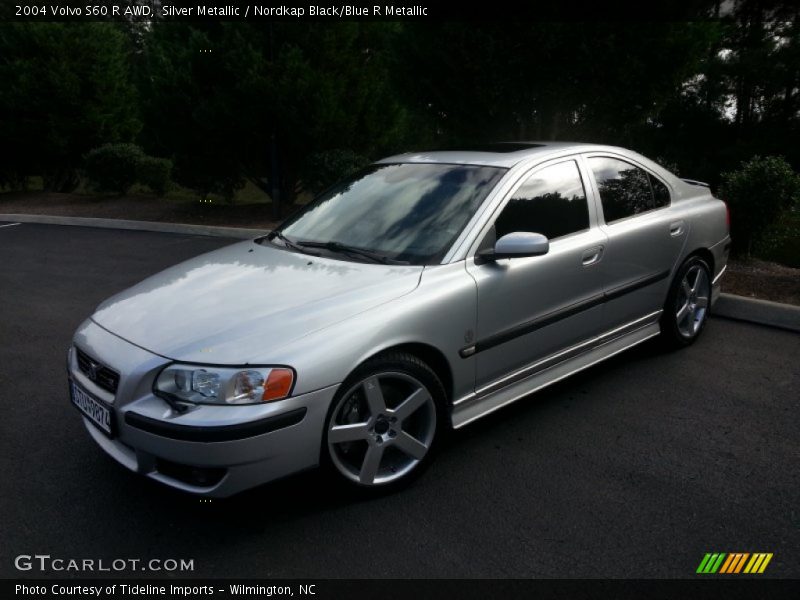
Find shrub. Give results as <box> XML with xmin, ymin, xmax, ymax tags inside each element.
<box><xmin>84</xmin><ymin>144</ymin><xmax>173</xmax><ymax>196</ymax></box>
<box><xmin>301</xmin><ymin>149</ymin><xmax>370</xmax><ymax>195</ymax></box>
<box><xmin>84</xmin><ymin>143</ymin><xmax>144</xmax><ymax>195</ymax></box>
<box><xmin>136</xmin><ymin>155</ymin><xmax>172</xmax><ymax>196</ymax></box>
<box><xmin>755</xmin><ymin>209</ymin><xmax>800</xmax><ymax>268</ymax></box>
<box><xmin>719</xmin><ymin>156</ymin><xmax>800</xmax><ymax>257</ymax></box>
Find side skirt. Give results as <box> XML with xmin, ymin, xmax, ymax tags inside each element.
<box><xmin>451</xmin><ymin>313</ymin><xmax>662</xmax><ymax>429</ymax></box>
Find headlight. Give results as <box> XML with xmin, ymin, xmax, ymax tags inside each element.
<box><xmin>155</xmin><ymin>364</ymin><xmax>295</xmax><ymax>405</ymax></box>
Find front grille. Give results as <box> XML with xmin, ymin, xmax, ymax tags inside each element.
<box><xmin>75</xmin><ymin>347</ymin><xmax>120</xmax><ymax>395</ymax></box>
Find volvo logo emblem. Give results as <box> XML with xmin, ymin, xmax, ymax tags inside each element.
<box><xmin>87</xmin><ymin>361</ymin><xmax>100</xmax><ymax>381</ymax></box>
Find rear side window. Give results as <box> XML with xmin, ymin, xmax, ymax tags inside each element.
<box><xmin>589</xmin><ymin>157</ymin><xmax>670</xmax><ymax>223</ymax></box>
<box><xmin>649</xmin><ymin>174</ymin><xmax>671</xmax><ymax>208</ymax></box>
<box><xmin>495</xmin><ymin>160</ymin><xmax>590</xmax><ymax>240</ymax></box>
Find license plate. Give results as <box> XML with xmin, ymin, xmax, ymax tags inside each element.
<box><xmin>70</xmin><ymin>379</ymin><xmax>115</xmax><ymax>437</ymax></box>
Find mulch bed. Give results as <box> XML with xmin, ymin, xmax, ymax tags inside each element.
<box><xmin>723</xmin><ymin>259</ymin><xmax>800</xmax><ymax>306</ymax></box>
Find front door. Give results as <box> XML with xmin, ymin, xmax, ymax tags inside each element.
<box><xmin>466</xmin><ymin>158</ymin><xmax>608</xmax><ymax>390</ymax></box>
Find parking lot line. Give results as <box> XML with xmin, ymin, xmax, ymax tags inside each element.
<box><xmin>0</xmin><ymin>222</ymin><xmax>21</xmax><ymax>228</ymax></box>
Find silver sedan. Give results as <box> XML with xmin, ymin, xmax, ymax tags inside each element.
<box><xmin>67</xmin><ymin>142</ymin><xmax>730</xmax><ymax>496</ymax></box>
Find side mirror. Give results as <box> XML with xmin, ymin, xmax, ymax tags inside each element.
<box><xmin>478</xmin><ymin>232</ymin><xmax>549</xmax><ymax>262</ymax></box>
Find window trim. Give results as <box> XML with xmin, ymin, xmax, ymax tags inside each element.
<box><xmin>583</xmin><ymin>153</ymin><xmax>673</xmax><ymax>226</ymax></box>
<box><xmin>647</xmin><ymin>172</ymin><xmax>672</xmax><ymax>210</ymax></box>
<box><xmin>470</xmin><ymin>156</ymin><xmax>595</xmax><ymax>256</ymax></box>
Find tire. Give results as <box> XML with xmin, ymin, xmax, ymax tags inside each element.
<box><xmin>660</xmin><ymin>255</ymin><xmax>712</xmax><ymax>348</ymax></box>
<box><xmin>321</xmin><ymin>352</ymin><xmax>446</xmax><ymax>493</ymax></box>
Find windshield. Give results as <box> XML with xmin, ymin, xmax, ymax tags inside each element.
<box><xmin>276</xmin><ymin>163</ymin><xmax>506</xmax><ymax>265</ymax></box>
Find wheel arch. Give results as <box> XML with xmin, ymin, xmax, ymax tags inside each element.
<box><xmin>359</xmin><ymin>342</ymin><xmax>454</xmax><ymax>405</ymax></box>
<box><xmin>660</xmin><ymin>249</ymin><xmax>714</xmax><ymax>348</ymax></box>
<box><xmin>683</xmin><ymin>247</ymin><xmax>714</xmax><ymax>276</ymax></box>
<box><xmin>322</xmin><ymin>342</ymin><xmax>451</xmax><ymax>489</ymax></box>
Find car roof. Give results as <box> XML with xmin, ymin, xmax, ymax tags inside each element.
<box><xmin>376</xmin><ymin>141</ymin><xmax>619</xmax><ymax>168</ymax></box>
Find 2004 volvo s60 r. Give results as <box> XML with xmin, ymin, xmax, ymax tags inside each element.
<box><xmin>68</xmin><ymin>142</ymin><xmax>730</xmax><ymax>496</ymax></box>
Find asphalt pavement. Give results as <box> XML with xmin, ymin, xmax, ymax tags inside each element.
<box><xmin>1</xmin><ymin>223</ymin><xmax>798</xmax><ymax>578</ymax></box>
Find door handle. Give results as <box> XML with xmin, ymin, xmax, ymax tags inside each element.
<box><xmin>669</xmin><ymin>220</ymin><xmax>685</xmax><ymax>236</ymax></box>
<box><xmin>581</xmin><ymin>245</ymin><xmax>604</xmax><ymax>266</ymax></box>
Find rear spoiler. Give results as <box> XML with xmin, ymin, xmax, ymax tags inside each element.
<box><xmin>682</xmin><ymin>178</ymin><xmax>710</xmax><ymax>188</ymax></box>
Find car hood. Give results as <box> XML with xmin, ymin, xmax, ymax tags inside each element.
<box><xmin>92</xmin><ymin>240</ymin><xmax>423</xmax><ymax>363</ymax></box>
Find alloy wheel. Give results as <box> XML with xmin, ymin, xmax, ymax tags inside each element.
<box><xmin>327</xmin><ymin>372</ymin><xmax>437</xmax><ymax>486</ymax></box>
<box><xmin>675</xmin><ymin>264</ymin><xmax>710</xmax><ymax>338</ymax></box>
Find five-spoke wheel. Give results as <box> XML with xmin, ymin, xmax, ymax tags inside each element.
<box><xmin>324</xmin><ymin>354</ymin><xmax>443</xmax><ymax>489</ymax></box>
<box><xmin>661</xmin><ymin>256</ymin><xmax>712</xmax><ymax>347</ymax></box>
<box><xmin>675</xmin><ymin>264</ymin><xmax>710</xmax><ymax>338</ymax></box>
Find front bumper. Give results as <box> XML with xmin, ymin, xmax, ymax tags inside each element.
<box><xmin>69</xmin><ymin>319</ymin><xmax>338</xmax><ymax>498</ymax></box>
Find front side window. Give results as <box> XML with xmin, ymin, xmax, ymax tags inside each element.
<box><xmin>277</xmin><ymin>163</ymin><xmax>506</xmax><ymax>265</ymax></box>
<box><xmin>494</xmin><ymin>160</ymin><xmax>590</xmax><ymax>240</ymax></box>
<box><xmin>589</xmin><ymin>157</ymin><xmax>669</xmax><ymax>223</ymax></box>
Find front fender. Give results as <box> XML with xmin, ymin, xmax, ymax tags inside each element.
<box><xmin>275</xmin><ymin>262</ymin><xmax>478</xmax><ymax>403</ymax></box>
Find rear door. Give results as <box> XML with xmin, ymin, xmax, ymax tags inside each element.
<box><xmin>584</xmin><ymin>154</ymin><xmax>686</xmax><ymax>328</ymax></box>
<box><xmin>466</xmin><ymin>158</ymin><xmax>608</xmax><ymax>390</ymax></box>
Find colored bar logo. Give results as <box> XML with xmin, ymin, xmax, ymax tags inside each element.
<box><xmin>696</xmin><ymin>552</ymin><xmax>773</xmax><ymax>574</ymax></box>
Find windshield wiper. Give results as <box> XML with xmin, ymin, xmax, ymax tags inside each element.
<box><xmin>264</xmin><ymin>231</ymin><xmax>320</xmax><ymax>256</ymax></box>
<box><xmin>295</xmin><ymin>241</ymin><xmax>409</xmax><ymax>265</ymax></box>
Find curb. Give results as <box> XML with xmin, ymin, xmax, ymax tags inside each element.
<box><xmin>0</xmin><ymin>213</ymin><xmax>266</xmax><ymax>239</ymax></box>
<box><xmin>713</xmin><ymin>293</ymin><xmax>800</xmax><ymax>333</ymax></box>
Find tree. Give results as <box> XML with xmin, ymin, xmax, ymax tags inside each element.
<box><xmin>139</xmin><ymin>22</ymin><xmax>411</xmax><ymax>212</ymax></box>
<box><xmin>260</xmin><ymin>23</ymin><xmax>412</xmax><ymax>213</ymax></box>
<box><xmin>653</xmin><ymin>1</ymin><xmax>800</xmax><ymax>186</ymax></box>
<box><xmin>137</xmin><ymin>23</ymin><xmax>250</xmax><ymax>202</ymax></box>
<box><xmin>0</xmin><ymin>23</ymin><xmax>140</xmax><ymax>191</ymax></box>
<box><xmin>392</xmin><ymin>21</ymin><xmax>717</xmax><ymax>146</ymax></box>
